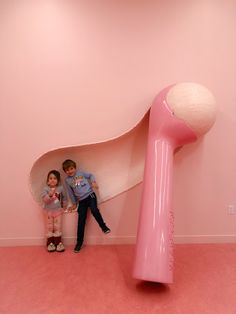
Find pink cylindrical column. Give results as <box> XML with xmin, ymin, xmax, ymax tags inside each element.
<box><xmin>133</xmin><ymin>137</ymin><xmax>175</xmax><ymax>283</ymax></box>
<box><xmin>133</xmin><ymin>83</ymin><xmax>216</xmax><ymax>283</ymax></box>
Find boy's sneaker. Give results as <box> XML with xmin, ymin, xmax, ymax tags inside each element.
<box><xmin>74</xmin><ymin>243</ymin><xmax>82</xmax><ymax>253</ymax></box>
<box><xmin>47</xmin><ymin>242</ymin><xmax>56</xmax><ymax>252</ymax></box>
<box><xmin>102</xmin><ymin>226</ymin><xmax>111</xmax><ymax>234</ymax></box>
<box><xmin>56</xmin><ymin>242</ymin><xmax>65</xmax><ymax>252</ymax></box>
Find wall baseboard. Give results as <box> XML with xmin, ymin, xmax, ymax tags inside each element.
<box><xmin>0</xmin><ymin>234</ymin><xmax>236</xmax><ymax>247</ymax></box>
<box><xmin>174</xmin><ymin>234</ymin><xmax>236</xmax><ymax>244</ymax></box>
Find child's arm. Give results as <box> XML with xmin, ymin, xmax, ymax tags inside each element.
<box><xmin>83</xmin><ymin>172</ymin><xmax>98</xmax><ymax>189</ymax></box>
<box><xmin>61</xmin><ymin>187</ymin><xmax>77</xmax><ymax>212</ymax></box>
<box><xmin>61</xmin><ymin>188</ymin><xmax>68</xmax><ymax>209</ymax></box>
<box><xmin>41</xmin><ymin>187</ymin><xmax>56</xmax><ymax>204</ymax></box>
<box><xmin>65</xmin><ymin>180</ymin><xmax>77</xmax><ymax>205</ymax></box>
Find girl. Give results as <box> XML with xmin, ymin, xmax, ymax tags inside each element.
<box><xmin>41</xmin><ymin>170</ymin><xmax>67</xmax><ymax>252</ymax></box>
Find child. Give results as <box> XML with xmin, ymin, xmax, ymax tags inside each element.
<box><xmin>41</xmin><ymin>170</ymin><xmax>67</xmax><ymax>252</ymax></box>
<box><xmin>62</xmin><ymin>159</ymin><xmax>110</xmax><ymax>253</ymax></box>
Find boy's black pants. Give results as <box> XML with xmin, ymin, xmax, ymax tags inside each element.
<box><xmin>76</xmin><ymin>193</ymin><xmax>106</xmax><ymax>246</ymax></box>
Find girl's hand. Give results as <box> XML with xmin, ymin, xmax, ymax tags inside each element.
<box><xmin>48</xmin><ymin>188</ymin><xmax>56</xmax><ymax>197</ymax></box>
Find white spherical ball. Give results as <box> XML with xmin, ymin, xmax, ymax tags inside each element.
<box><xmin>166</xmin><ymin>82</ymin><xmax>216</xmax><ymax>137</ymax></box>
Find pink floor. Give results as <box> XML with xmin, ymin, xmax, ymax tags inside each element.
<box><xmin>0</xmin><ymin>244</ymin><xmax>236</xmax><ymax>314</ymax></box>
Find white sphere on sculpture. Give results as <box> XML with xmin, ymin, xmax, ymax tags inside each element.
<box><xmin>166</xmin><ymin>82</ymin><xmax>217</xmax><ymax>137</ymax></box>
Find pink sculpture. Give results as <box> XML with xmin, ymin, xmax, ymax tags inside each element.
<box><xmin>133</xmin><ymin>83</ymin><xmax>216</xmax><ymax>283</ymax></box>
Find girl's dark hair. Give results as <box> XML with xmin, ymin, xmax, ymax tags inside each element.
<box><xmin>62</xmin><ymin>159</ymin><xmax>76</xmax><ymax>172</ymax></box>
<box><xmin>47</xmin><ymin>170</ymin><xmax>61</xmax><ymax>185</ymax></box>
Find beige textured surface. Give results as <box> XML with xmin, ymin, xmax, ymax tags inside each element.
<box><xmin>167</xmin><ymin>83</ymin><xmax>216</xmax><ymax>137</ymax></box>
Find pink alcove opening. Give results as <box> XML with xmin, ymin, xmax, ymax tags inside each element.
<box><xmin>29</xmin><ymin>113</ymin><xmax>149</xmax><ymax>206</ymax></box>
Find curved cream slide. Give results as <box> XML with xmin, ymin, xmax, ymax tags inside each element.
<box><xmin>29</xmin><ymin>112</ymin><xmax>149</xmax><ymax>205</ymax></box>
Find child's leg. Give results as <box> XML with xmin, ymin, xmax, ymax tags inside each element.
<box><xmin>88</xmin><ymin>193</ymin><xmax>110</xmax><ymax>232</ymax></box>
<box><xmin>44</xmin><ymin>213</ymin><xmax>56</xmax><ymax>252</ymax></box>
<box><xmin>76</xmin><ymin>199</ymin><xmax>89</xmax><ymax>248</ymax></box>
<box><xmin>53</xmin><ymin>214</ymin><xmax>65</xmax><ymax>252</ymax></box>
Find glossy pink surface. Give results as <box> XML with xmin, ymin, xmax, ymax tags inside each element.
<box><xmin>133</xmin><ymin>86</ymin><xmax>197</xmax><ymax>283</ymax></box>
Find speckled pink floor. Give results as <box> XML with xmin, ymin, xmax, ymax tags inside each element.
<box><xmin>0</xmin><ymin>244</ymin><xmax>236</xmax><ymax>314</ymax></box>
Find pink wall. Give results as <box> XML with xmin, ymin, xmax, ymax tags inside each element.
<box><xmin>1</xmin><ymin>0</ymin><xmax>236</xmax><ymax>246</ymax></box>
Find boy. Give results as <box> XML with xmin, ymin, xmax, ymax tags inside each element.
<box><xmin>62</xmin><ymin>159</ymin><xmax>110</xmax><ymax>252</ymax></box>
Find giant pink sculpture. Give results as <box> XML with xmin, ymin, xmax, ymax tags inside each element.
<box><xmin>133</xmin><ymin>82</ymin><xmax>216</xmax><ymax>283</ymax></box>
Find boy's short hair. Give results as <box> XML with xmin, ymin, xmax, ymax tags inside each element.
<box><xmin>62</xmin><ymin>159</ymin><xmax>77</xmax><ymax>171</ymax></box>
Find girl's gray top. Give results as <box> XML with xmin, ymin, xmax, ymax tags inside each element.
<box><xmin>41</xmin><ymin>185</ymin><xmax>67</xmax><ymax>210</ymax></box>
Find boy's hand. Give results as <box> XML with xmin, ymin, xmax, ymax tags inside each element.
<box><xmin>64</xmin><ymin>204</ymin><xmax>77</xmax><ymax>213</ymax></box>
<box><xmin>73</xmin><ymin>204</ymin><xmax>77</xmax><ymax>210</ymax></box>
<box><xmin>66</xmin><ymin>207</ymin><xmax>72</xmax><ymax>213</ymax></box>
<box><xmin>70</xmin><ymin>204</ymin><xmax>77</xmax><ymax>212</ymax></box>
<box><xmin>91</xmin><ymin>181</ymin><xmax>98</xmax><ymax>189</ymax></box>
